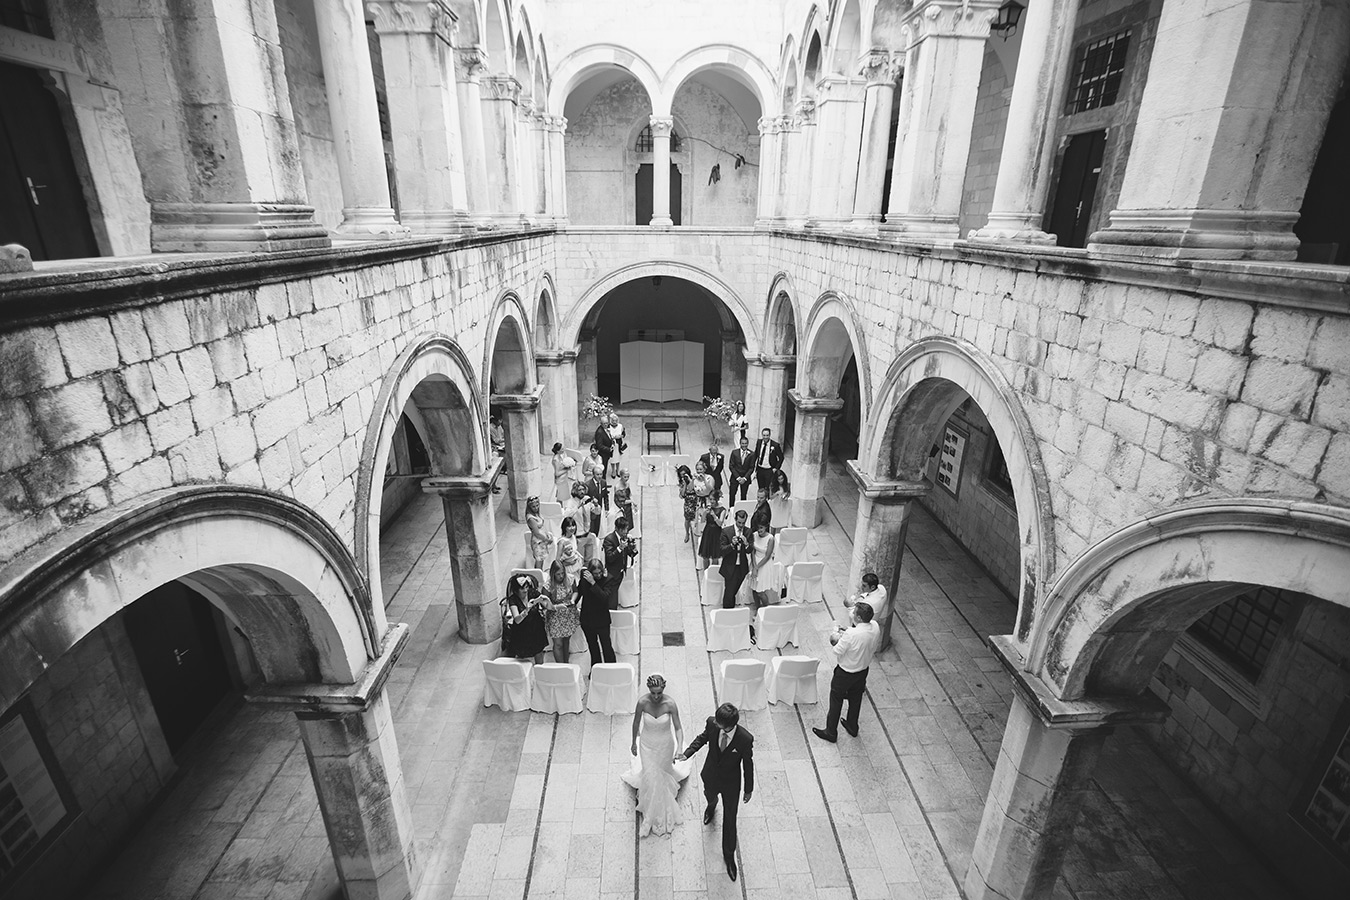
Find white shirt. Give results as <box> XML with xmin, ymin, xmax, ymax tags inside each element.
<box><xmin>833</xmin><ymin>621</ymin><xmax>881</xmax><ymax>673</ymax></box>
<box><xmin>849</xmin><ymin>586</ymin><xmax>888</xmax><ymax>624</ymax></box>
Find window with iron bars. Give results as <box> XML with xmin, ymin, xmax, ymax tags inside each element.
<box><xmin>635</xmin><ymin>126</ymin><xmax>681</xmax><ymax>153</ymax></box>
<box><xmin>1067</xmin><ymin>31</ymin><xmax>1131</xmax><ymax>114</ymax></box>
<box><xmin>1187</xmin><ymin>586</ymin><xmax>1297</xmax><ymax>682</ymax></box>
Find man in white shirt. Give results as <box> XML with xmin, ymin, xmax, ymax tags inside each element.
<box><xmin>812</xmin><ymin>601</ymin><xmax>881</xmax><ymax>742</ymax></box>
<box><xmin>844</xmin><ymin>573</ymin><xmax>887</xmax><ymax>626</ymax></box>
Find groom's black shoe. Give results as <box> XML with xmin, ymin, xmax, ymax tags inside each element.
<box><xmin>843</xmin><ymin>722</ymin><xmax>859</xmax><ymax>738</ymax></box>
<box><xmin>703</xmin><ymin>805</ymin><xmax>716</xmax><ymax>825</ymax></box>
<box><xmin>726</xmin><ymin>857</ymin><xmax>738</xmax><ymax>881</ymax></box>
<box><xmin>812</xmin><ymin>727</ymin><xmax>838</xmax><ymax>743</ymax></box>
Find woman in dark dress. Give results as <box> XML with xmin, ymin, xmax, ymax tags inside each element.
<box><xmin>697</xmin><ymin>500</ymin><xmax>725</xmax><ymax>571</ymax></box>
<box><xmin>676</xmin><ymin>465</ymin><xmax>697</xmax><ymax>542</ymax></box>
<box><xmin>502</xmin><ymin>573</ymin><xmax>548</xmax><ymax>664</ymax></box>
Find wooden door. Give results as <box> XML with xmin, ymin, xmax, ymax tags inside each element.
<box><xmin>1047</xmin><ymin>130</ymin><xmax>1106</xmax><ymax>249</ymax></box>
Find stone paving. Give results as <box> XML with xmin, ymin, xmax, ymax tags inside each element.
<box><xmin>85</xmin><ymin>419</ymin><xmax>1296</xmax><ymax>900</ymax></box>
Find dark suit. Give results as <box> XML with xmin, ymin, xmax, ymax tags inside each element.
<box><xmin>683</xmin><ymin>718</ymin><xmax>754</xmax><ymax>864</ymax></box>
<box><xmin>728</xmin><ymin>447</ymin><xmax>755</xmax><ymax>502</ymax></box>
<box><xmin>602</xmin><ymin>529</ymin><xmax>637</xmax><ymax>601</ymax></box>
<box><xmin>594</xmin><ymin>424</ymin><xmax>615</xmax><ymax>469</ymax></box>
<box><xmin>753</xmin><ymin>438</ymin><xmax>784</xmax><ymax>492</ymax></box>
<box><xmin>699</xmin><ymin>451</ymin><xmax>725</xmax><ymax>498</ymax></box>
<box><xmin>577</xmin><ymin>573</ymin><xmax>615</xmax><ymax>665</ymax></box>
<box><xmin>718</xmin><ymin>524</ymin><xmax>752</xmax><ymax>608</ymax></box>
<box><xmin>582</xmin><ymin>474</ymin><xmax>605</xmax><ymax>532</ymax></box>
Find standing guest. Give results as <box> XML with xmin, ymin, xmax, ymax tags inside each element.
<box><xmin>568</xmin><ymin>482</ymin><xmax>602</xmax><ymax>559</ymax></box>
<box><xmin>748</xmin><ymin>516</ymin><xmax>778</xmax><ymax>610</ymax></box>
<box><xmin>613</xmin><ymin>468</ymin><xmax>634</xmax><ymax>526</ymax></box>
<box><xmin>501</xmin><ymin>573</ymin><xmax>547</xmax><ymax>665</ymax></box>
<box><xmin>768</xmin><ymin>468</ymin><xmax>791</xmax><ymax>528</ymax></box>
<box><xmin>489</xmin><ymin>415</ymin><xmax>507</xmax><ymax>457</ymax></box>
<box><xmin>555</xmin><ymin>516</ymin><xmax>584</xmax><ymax>579</ymax></box>
<box><xmin>578</xmin><ymin>558</ymin><xmax>616</xmax><ymax>666</ymax></box>
<box><xmin>692</xmin><ymin>459</ymin><xmax>716</xmax><ymax>509</ymax></box>
<box><xmin>727</xmin><ymin>400</ymin><xmax>749</xmax><ymax>446</ymax></box>
<box><xmin>607</xmin><ymin>413</ymin><xmax>627</xmax><ymax>479</ymax></box>
<box><xmin>718</xmin><ymin>509</ymin><xmax>753</xmax><ymax>608</ymax></box>
<box><xmin>551</xmin><ymin>442</ymin><xmax>577</xmax><ymax>503</ymax></box>
<box><xmin>698</xmin><ymin>442</ymin><xmax>725</xmax><ymax>500</ymax></box>
<box><xmin>543</xmin><ymin>561</ymin><xmax>580</xmax><ymax>663</ymax></box>
<box><xmin>583</xmin><ymin>444</ymin><xmax>608</xmax><ymax>506</ymax></box>
<box><xmin>525</xmin><ymin>496</ymin><xmax>554</xmax><ymax>569</ymax></box>
<box><xmin>594</xmin><ymin>417</ymin><xmax>615</xmax><ymax>480</ymax></box>
<box><xmin>676</xmin><ymin>465</ymin><xmax>697</xmax><ymax>543</ymax></box>
<box><xmin>697</xmin><ymin>501</ymin><xmax>726</xmax><ymax>572</ymax></box>
<box><xmin>753</xmin><ymin>427</ymin><xmax>784</xmax><ymax>494</ymax></box>
<box><xmin>812</xmin><ymin>602</ymin><xmax>881</xmax><ymax>742</ymax></box>
<box><xmin>602</xmin><ymin>516</ymin><xmax>639</xmax><ymax>604</ymax></box>
<box><xmin>728</xmin><ymin>435</ymin><xmax>755</xmax><ymax>503</ymax></box>
<box><xmin>844</xmin><ymin>573</ymin><xmax>888</xmax><ymax>627</ymax></box>
<box><xmin>751</xmin><ymin>487</ymin><xmax>772</xmax><ymax>532</ymax></box>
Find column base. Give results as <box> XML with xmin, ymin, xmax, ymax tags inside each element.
<box><xmin>844</xmin><ymin>216</ymin><xmax>881</xmax><ymax>234</ymax></box>
<box><xmin>879</xmin><ymin>215</ymin><xmax>960</xmax><ymax>241</ymax></box>
<box><xmin>968</xmin><ymin>213</ymin><xmax>1058</xmax><ymax>245</ymax></box>
<box><xmin>335</xmin><ymin>208</ymin><xmax>411</xmax><ymax>240</ymax></box>
<box><xmin>649</xmin><ymin>216</ymin><xmax>674</xmax><ymax>229</ymax></box>
<box><xmin>399</xmin><ymin>210</ymin><xmax>474</xmax><ymax>234</ymax></box>
<box><xmin>151</xmin><ymin>202</ymin><xmax>332</xmax><ymax>252</ymax></box>
<box><xmin>1087</xmin><ymin>208</ymin><xmax>1300</xmax><ymax>260</ymax></box>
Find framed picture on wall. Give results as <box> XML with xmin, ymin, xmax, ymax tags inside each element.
<box><xmin>0</xmin><ymin>700</ymin><xmax>78</xmax><ymax>889</ymax></box>
<box><xmin>934</xmin><ymin>424</ymin><xmax>967</xmax><ymax>498</ymax></box>
<box><xmin>1292</xmin><ymin>696</ymin><xmax>1350</xmax><ymax>865</ymax></box>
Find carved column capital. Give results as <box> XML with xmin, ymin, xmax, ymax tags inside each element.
<box><xmin>859</xmin><ymin>49</ymin><xmax>904</xmax><ymax>85</ymax></box>
<box><xmin>648</xmin><ymin>115</ymin><xmax>675</xmax><ymax>137</ymax></box>
<box><xmin>366</xmin><ymin>0</ymin><xmax>457</xmax><ymax>44</ymax></box>
<box><xmin>902</xmin><ymin>0</ymin><xmax>1000</xmax><ymax>45</ymax></box>
<box><xmin>544</xmin><ymin>114</ymin><xmax>568</xmax><ymax>133</ymax></box>
<box><xmin>793</xmin><ymin>98</ymin><xmax>817</xmax><ymax>126</ymax></box>
<box><xmin>455</xmin><ymin>46</ymin><xmax>488</xmax><ymax>81</ymax></box>
<box><xmin>483</xmin><ymin>74</ymin><xmax>522</xmax><ymax>103</ymax></box>
<box><xmin>758</xmin><ymin>115</ymin><xmax>781</xmax><ymax>136</ymax></box>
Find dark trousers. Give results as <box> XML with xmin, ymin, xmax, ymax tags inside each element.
<box><xmin>730</xmin><ymin>477</ymin><xmax>751</xmax><ymax>502</ymax></box>
<box><xmin>755</xmin><ymin>467</ymin><xmax>775</xmax><ymax>492</ymax></box>
<box><xmin>824</xmin><ymin>666</ymin><xmax>869</xmax><ymax>737</ymax></box>
<box><xmin>721</xmin><ymin>565</ymin><xmax>748</xmax><ymax>608</ymax></box>
<box><xmin>582</xmin><ymin>622</ymin><xmax>615</xmax><ymax>666</ymax></box>
<box><xmin>704</xmin><ymin>778</ymin><xmax>740</xmax><ymax>862</ymax></box>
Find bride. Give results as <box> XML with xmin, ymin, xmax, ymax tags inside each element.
<box><xmin>620</xmin><ymin>673</ymin><xmax>693</xmax><ymax>836</ymax></box>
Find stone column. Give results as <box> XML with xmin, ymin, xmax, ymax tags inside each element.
<box><xmin>1088</xmin><ymin>0</ymin><xmax>1350</xmax><ymax>260</ymax></box>
<box><xmin>807</xmin><ymin>76</ymin><xmax>869</xmax><ymax>227</ymax></box>
<box><xmin>788</xmin><ymin>389</ymin><xmax>843</xmax><ymax>527</ymax></box>
<box><xmin>313</xmin><ymin>0</ymin><xmax>407</xmax><ymax>238</ymax></box>
<box><xmin>536</xmin><ymin>350</ymin><xmax>579</xmax><ymax>451</ymax></box>
<box><xmin>770</xmin><ymin>116</ymin><xmax>797</xmax><ymax>222</ymax></box>
<box><xmin>746</xmin><ymin>353</ymin><xmax>794</xmax><ymax>441</ymax></box>
<box><xmin>718</xmin><ymin>330</ymin><xmax>745</xmax><ymax>400</ymax></box>
<box><xmin>481</xmin><ymin>75</ymin><xmax>524</xmax><ymax>225</ymax></box>
<box><xmin>493</xmin><ymin>389</ymin><xmax>543</xmax><ymax>522</ymax></box>
<box><xmin>546</xmin><ymin>116</ymin><xmax>569</xmax><ymax>222</ymax></box>
<box><xmin>755</xmin><ymin>116</ymin><xmax>781</xmax><ymax>226</ymax></box>
<box><xmin>249</xmin><ymin>626</ymin><xmax>416</xmax><ymax>900</ymax></box>
<box><xmin>969</xmin><ymin>0</ymin><xmax>1082</xmax><ymax>244</ymax></box>
<box><xmin>966</xmin><ymin>637</ymin><xmax>1169</xmax><ymax>900</ymax></box>
<box><xmin>424</xmin><ymin>465</ymin><xmax>503</xmax><ymax>642</ymax></box>
<box><xmin>515</xmin><ymin>99</ymin><xmax>539</xmax><ymax>223</ymax></box>
<box><xmin>649</xmin><ymin>115</ymin><xmax>675</xmax><ymax>228</ymax></box>
<box><xmin>881</xmin><ymin>0</ymin><xmax>1001</xmax><ymax>240</ymax></box>
<box><xmin>786</xmin><ymin>101</ymin><xmax>816</xmax><ymax>225</ymax></box>
<box><xmin>454</xmin><ymin>47</ymin><xmax>493</xmax><ymax>227</ymax></box>
<box><xmin>97</xmin><ymin>0</ymin><xmax>329</xmax><ymax>252</ymax></box>
<box><xmin>849</xmin><ymin>51</ymin><xmax>903</xmax><ymax>232</ymax></box>
<box><xmin>845</xmin><ymin>463</ymin><xmax>928</xmax><ymax>650</ymax></box>
<box><xmin>367</xmin><ymin>0</ymin><xmax>470</xmax><ymax>234</ymax></box>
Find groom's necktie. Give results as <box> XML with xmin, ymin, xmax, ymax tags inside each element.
<box><xmin>719</xmin><ymin>730</ymin><xmax>730</xmax><ymax>752</ymax></box>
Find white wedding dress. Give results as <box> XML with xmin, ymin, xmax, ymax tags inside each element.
<box><xmin>620</xmin><ymin>712</ymin><xmax>693</xmax><ymax>836</ymax></box>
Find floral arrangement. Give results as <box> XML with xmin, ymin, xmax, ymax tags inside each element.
<box><xmin>580</xmin><ymin>394</ymin><xmax>614</xmax><ymax>421</ymax></box>
<box><xmin>703</xmin><ymin>396</ymin><xmax>736</xmax><ymax>422</ymax></box>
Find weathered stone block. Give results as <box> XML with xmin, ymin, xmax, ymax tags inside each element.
<box><xmin>0</xmin><ymin>399</ymin><xmax>41</xmax><ymax>470</ymax></box>
<box><xmin>146</xmin><ymin>404</ymin><xmax>195</xmax><ymax>453</ymax></box>
<box><xmin>147</xmin><ymin>357</ymin><xmax>190</xmax><ymax>407</ymax></box>
<box><xmin>0</xmin><ymin>328</ymin><xmax>66</xmax><ymax>396</ymax></box>
<box><xmin>190</xmin><ymin>386</ymin><xmax>235</xmax><ymax>431</ymax></box>
<box><xmin>1312</xmin><ymin>373</ymin><xmax>1350</xmax><ymax>431</ymax></box>
<box><xmin>99</xmin><ymin>423</ymin><xmax>153</xmax><ymax>476</ymax></box>
<box><xmin>33</xmin><ymin>380</ymin><xmax>113</xmax><ymax>450</ymax></box>
<box><xmin>142</xmin><ymin>303</ymin><xmax>192</xmax><ymax>355</ymax></box>
<box><xmin>21</xmin><ymin>442</ymin><xmax>108</xmax><ymax>507</ymax></box>
<box><xmin>168</xmin><ymin>432</ymin><xmax>222</xmax><ymax>482</ymax></box>
<box><xmin>1193</xmin><ymin>299</ymin><xmax>1253</xmax><ymax>352</ymax></box>
<box><xmin>1191</xmin><ymin>347</ymin><xmax>1247</xmax><ymax>398</ymax></box>
<box><xmin>207</xmin><ymin>334</ymin><xmax>249</xmax><ymax>383</ymax></box>
<box><xmin>56</xmin><ymin>317</ymin><xmax>120</xmax><ymax>378</ymax></box>
<box><xmin>178</xmin><ymin>346</ymin><xmax>217</xmax><ymax>396</ymax></box>
<box><xmin>1252</xmin><ymin>308</ymin><xmax>1318</xmax><ymax>363</ymax></box>
<box><xmin>243</xmin><ymin>325</ymin><xmax>283</xmax><ymax>370</ymax></box>
<box><xmin>1240</xmin><ymin>357</ymin><xmax>1320</xmax><ymax>417</ymax></box>
<box><xmin>252</xmin><ymin>389</ymin><xmax>309</xmax><ymax>450</ymax></box>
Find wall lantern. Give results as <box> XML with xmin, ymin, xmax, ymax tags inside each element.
<box><xmin>990</xmin><ymin>0</ymin><xmax>1025</xmax><ymax>40</ymax></box>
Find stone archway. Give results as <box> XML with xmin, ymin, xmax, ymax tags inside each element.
<box><xmin>485</xmin><ymin>292</ymin><xmax>542</xmax><ymax>520</ymax></box>
<box><xmin>0</xmin><ymin>485</ymin><xmax>415</xmax><ymax>900</ymax></box>
<box><xmin>745</xmin><ymin>274</ymin><xmax>800</xmax><ymax>458</ymax></box>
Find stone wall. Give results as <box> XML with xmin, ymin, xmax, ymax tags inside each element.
<box><xmin>920</xmin><ymin>402</ymin><xmax>1020</xmax><ymax>597</ymax></box>
<box><xmin>6</xmin><ymin>616</ymin><xmax>173</xmax><ymax>900</ymax></box>
<box><xmin>670</xmin><ymin>80</ymin><xmax>760</xmax><ymax>225</ymax></box>
<box><xmin>276</xmin><ymin>0</ymin><xmax>345</xmax><ymax>232</ymax></box>
<box><xmin>1146</xmin><ymin>598</ymin><xmax>1350</xmax><ymax>899</ymax></box>
<box><xmin>564</xmin><ymin>78</ymin><xmax>653</xmax><ymax>226</ymax></box>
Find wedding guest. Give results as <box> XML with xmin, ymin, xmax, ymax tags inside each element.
<box><xmin>594</xmin><ymin>418</ymin><xmax>615</xmax><ymax>479</ymax></box>
<box><xmin>555</xmin><ymin>516</ymin><xmax>584</xmax><ymax>578</ymax></box>
<box><xmin>490</xmin><ymin>415</ymin><xmax>507</xmax><ymax>457</ymax></box>
<box><xmin>613</xmin><ymin>468</ymin><xmax>634</xmax><ymax>526</ymax></box>
<box><xmin>718</xmin><ymin>509</ymin><xmax>752</xmax><ymax>608</ymax></box>
<box><xmin>544</xmin><ymin>561</ymin><xmax>580</xmax><ymax>663</ymax></box>
<box><xmin>602</xmin><ymin>516</ymin><xmax>639</xmax><ymax>603</ymax></box>
<box><xmin>697</xmin><ymin>501</ymin><xmax>726</xmax><ymax>572</ymax></box>
<box><xmin>753</xmin><ymin>427</ymin><xmax>784</xmax><ymax>493</ymax></box>
<box><xmin>551</xmin><ymin>442</ymin><xmax>577</xmax><ymax>503</ymax></box>
<box><xmin>676</xmin><ymin>464</ymin><xmax>696</xmax><ymax>543</ymax></box>
<box><xmin>525</xmin><ymin>496</ymin><xmax>553</xmax><ymax>569</ymax></box>
<box><xmin>844</xmin><ymin>572</ymin><xmax>888</xmax><ymax>626</ymax></box>
<box><xmin>812</xmin><ymin>602</ymin><xmax>881</xmax><ymax>743</ymax></box>
<box><xmin>749</xmin><ymin>517</ymin><xmax>778</xmax><ymax>610</ymax></box>
<box><xmin>578</xmin><ymin>558</ymin><xmax>616</xmax><ymax>666</ymax></box>
<box><xmin>728</xmin><ymin>434</ymin><xmax>755</xmax><ymax>503</ymax></box>
<box><xmin>727</xmin><ymin>400</ymin><xmax>749</xmax><ymax>445</ymax></box>
<box><xmin>698</xmin><ymin>441</ymin><xmax>725</xmax><ymax>499</ymax></box>
<box><xmin>501</xmin><ymin>573</ymin><xmax>547</xmax><ymax>665</ymax></box>
<box><xmin>768</xmin><ymin>468</ymin><xmax>791</xmax><ymax>528</ymax></box>
<box><xmin>607</xmin><ymin>413</ymin><xmax>627</xmax><ymax>479</ymax></box>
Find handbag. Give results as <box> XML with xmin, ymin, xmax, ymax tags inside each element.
<box><xmin>499</xmin><ymin>598</ymin><xmax>516</xmax><ymax>656</ymax></box>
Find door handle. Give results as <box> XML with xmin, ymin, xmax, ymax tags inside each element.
<box><xmin>173</xmin><ymin>648</ymin><xmax>191</xmax><ymax>666</ymax></box>
<box><xmin>26</xmin><ymin>177</ymin><xmax>46</xmax><ymax>206</ymax></box>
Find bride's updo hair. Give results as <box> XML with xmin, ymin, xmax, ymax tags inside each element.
<box><xmin>646</xmin><ymin>673</ymin><xmax>666</xmax><ymax>693</ymax></box>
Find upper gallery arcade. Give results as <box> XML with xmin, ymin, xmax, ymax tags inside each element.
<box><xmin>1</xmin><ymin>2</ymin><xmax>1349</xmax><ymax>900</ymax></box>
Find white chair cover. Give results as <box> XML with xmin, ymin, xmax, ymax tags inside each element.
<box><xmin>768</xmin><ymin>656</ymin><xmax>821</xmax><ymax>705</ymax></box>
<box><xmin>586</xmin><ymin>663</ymin><xmax>637</xmax><ymax>714</ymax></box>
<box><xmin>617</xmin><ymin>572</ymin><xmax>639</xmax><ymax>607</ymax></box>
<box><xmin>707</xmin><ymin>608</ymin><xmax>752</xmax><ymax>652</ymax></box>
<box><xmin>719</xmin><ymin>659</ymin><xmax>768</xmax><ymax>710</ymax></box>
<box><xmin>610</xmin><ymin>609</ymin><xmax>640</xmax><ymax>655</ymax></box>
<box><xmin>786</xmin><ymin>561</ymin><xmax>825</xmax><ymax>603</ymax></box>
<box><xmin>776</xmin><ymin>528</ymin><xmax>808</xmax><ymax>567</ymax></box>
<box><xmin>540</xmin><ymin>501</ymin><xmax>565</xmax><ymax>536</ymax></box>
<box><xmin>564</xmin><ymin>447</ymin><xmax>587</xmax><ymax>466</ymax></box>
<box><xmin>482</xmin><ymin>658</ymin><xmax>532</xmax><ymax>711</ymax></box>
<box><xmin>769</xmin><ymin>497</ymin><xmax>791</xmax><ymax>525</ymax></box>
<box><xmin>667</xmin><ymin>454</ymin><xmax>691</xmax><ymax>481</ymax></box>
<box><xmin>733</xmin><ymin>499</ymin><xmax>758</xmax><ymax>520</ymax></box>
<box><xmin>756</xmin><ymin>604</ymin><xmax>802</xmax><ymax>649</ymax></box>
<box><xmin>701</xmin><ymin>567</ymin><xmax>725</xmax><ymax>606</ymax></box>
<box><xmin>640</xmin><ymin>454</ymin><xmax>665</xmax><ymax>487</ymax></box>
<box><xmin>530</xmin><ymin>663</ymin><xmax>584</xmax><ymax>714</ymax></box>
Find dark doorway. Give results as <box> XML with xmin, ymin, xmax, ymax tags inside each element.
<box><xmin>123</xmin><ymin>583</ymin><xmax>233</xmax><ymax>754</ymax></box>
<box><xmin>1295</xmin><ymin>87</ymin><xmax>1350</xmax><ymax>265</ymax></box>
<box><xmin>0</xmin><ymin>61</ymin><xmax>98</xmax><ymax>261</ymax></box>
<box><xmin>1047</xmin><ymin>129</ymin><xmax>1106</xmax><ymax>248</ymax></box>
<box><xmin>635</xmin><ymin>163</ymin><xmax>682</xmax><ymax>225</ymax></box>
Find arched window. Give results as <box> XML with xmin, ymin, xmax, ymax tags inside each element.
<box><xmin>635</xmin><ymin>125</ymin><xmax>682</xmax><ymax>153</ymax></box>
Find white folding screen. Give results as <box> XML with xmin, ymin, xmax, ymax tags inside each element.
<box><xmin>619</xmin><ymin>341</ymin><xmax>704</xmax><ymax>402</ymax></box>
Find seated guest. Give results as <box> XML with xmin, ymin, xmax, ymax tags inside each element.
<box><xmin>844</xmin><ymin>572</ymin><xmax>888</xmax><ymax>626</ymax></box>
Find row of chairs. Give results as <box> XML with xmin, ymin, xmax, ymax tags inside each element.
<box><xmin>701</xmin><ymin>559</ymin><xmax>825</xmax><ymax>605</ymax></box>
<box><xmin>482</xmin><ymin>656</ymin><xmax>823</xmax><ymax>714</ymax></box>
<box><xmin>707</xmin><ymin>605</ymin><xmax>802</xmax><ymax>651</ymax></box>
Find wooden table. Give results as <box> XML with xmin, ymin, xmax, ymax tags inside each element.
<box><xmin>644</xmin><ymin>421</ymin><xmax>679</xmax><ymax>453</ymax></box>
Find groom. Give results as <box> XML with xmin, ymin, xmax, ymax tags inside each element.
<box><xmin>676</xmin><ymin>702</ymin><xmax>754</xmax><ymax>881</ymax></box>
